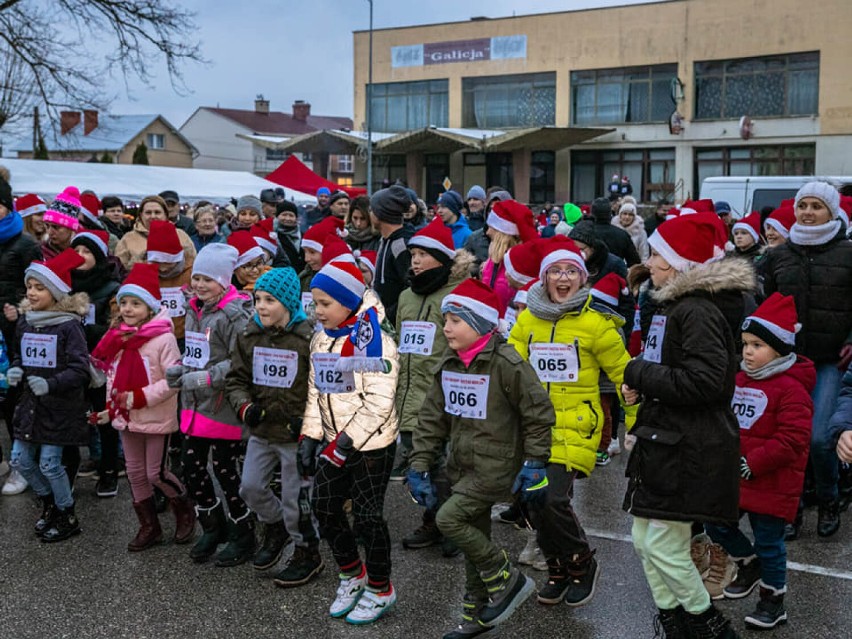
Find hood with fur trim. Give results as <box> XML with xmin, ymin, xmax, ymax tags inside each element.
<box><xmin>450</xmin><ymin>249</ymin><xmax>476</xmax><ymax>281</ymax></box>
<box><xmin>19</xmin><ymin>291</ymin><xmax>91</xmax><ymax>316</ymax></box>
<box><xmin>652</xmin><ymin>257</ymin><xmax>756</xmax><ymax>304</ymax></box>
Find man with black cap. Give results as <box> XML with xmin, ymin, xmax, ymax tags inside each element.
<box><xmin>260</xmin><ymin>188</ymin><xmax>279</xmax><ymax>219</ymax></box>
<box><xmin>159</xmin><ymin>190</ymin><xmax>196</xmax><ymax>236</ymax></box>
<box><xmin>370</xmin><ymin>185</ymin><xmax>414</xmax><ymax>324</ymax></box>
<box><xmin>590</xmin><ymin>196</ymin><xmax>640</xmax><ymax>266</ymax></box>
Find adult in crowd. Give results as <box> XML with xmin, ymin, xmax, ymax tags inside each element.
<box><xmin>114</xmin><ymin>195</ymin><xmax>196</xmax><ymax>269</ymax></box>
<box><xmin>613</xmin><ymin>199</ymin><xmax>650</xmax><ymax>261</ymax></box>
<box><xmin>17</xmin><ymin>194</ymin><xmax>47</xmax><ymax>242</ymax></box>
<box><xmin>463</xmin><ymin>189</ymin><xmax>513</xmax><ymax>267</ymax></box>
<box><xmin>590</xmin><ymin>197</ymin><xmax>640</xmax><ymax>266</ymax></box>
<box><xmin>370</xmin><ymin>185</ymin><xmax>414</xmax><ymax>325</ymax></box>
<box><xmin>761</xmin><ymin>181</ymin><xmax>852</xmax><ymax>538</ymax></box>
<box><xmin>100</xmin><ymin>196</ymin><xmax>129</xmax><ymax>239</ymax></box>
<box><xmin>190</xmin><ymin>204</ymin><xmax>226</xmax><ymax>251</ymax></box>
<box><xmin>644</xmin><ymin>199</ymin><xmax>669</xmax><ymax>237</ymax></box>
<box><xmin>159</xmin><ymin>190</ymin><xmax>196</xmax><ymax>236</ymax></box>
<box><xmin>304</xmin><ymin>186</ymin><xmax>331</xmax><ymax>232</ymax></box>
<box><xmin>715</xmin><ymin>201</ymin><xmax>735</xmax><ymax>237</ymax></box>
<box><xmin>540</xmin><ymin>210</ymin><xmax>562</xmax><ymax>238</ymax></box>
<box><xmin>437</xmin><ymin>190</ymin><xmax>471</xmax><ymax>249</ymax></box>
<box><xmin>41</xmin><ymin>187</ymin><xmax>83</xmax><ymax>260</ymax></box>
<box><xmin>260</xmin><ymin>188</ymin><xmax>279</xmax><ymax>220</ymax></box>
<box><xmin>345</xmin><ymin>195</ymin><xmax>379</xmax><ymax>252</ymax></box>
<box><xmin>224</xmin><ymin>195</ymin><xmax>263</xmax><ymax>237</ymax></box>
<box><xmin>328</xmin><ymin>191</ymin><xmax>350</xmax><ymax>221</ymax></box>
<box><xmin>465</xmin><ymin>185</ymin><xmax>487</xmax><ymax>232</ymax></box>
<box><xmin>402</xmin><ymin>192</ymin><xmax>427</xmax><ymax>232</ymax></box>
<box><xmin>0</xmin><ymin>174</ymin><xmax>43</xmax><ymax>493</ymax></box>
<box><xmin>275</xmin><ymin>200</ymin><xmax>304</xmax><ymax>272</ymax></box>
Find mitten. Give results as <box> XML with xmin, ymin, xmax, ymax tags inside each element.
<box><xmin>181</xmin><ymin>371</ymin><xmax>210</xmax><ymax>389</ymax></box>
<box><xmin>239</xmin><ymin>403</ymin><xmax>265</xmax><ymax>429</ymax></box>
<box><xmin>27</xmin><ymin>375</ymin><xmax>49</xmax><ymax>397</ymax></box>
<box><xmin>406</xmin><ymin>469</ymin><xmax>437</xmax><ymax>510</ymax></box>
<box><xmin>512</xmin><ymin>460</ymin><xmax>549</xmax><ymax>505</ymax></box>
<box><xmin>297</xmin><ymin>435</ymin><xmax>322</xmax><ymax>477</ymax></box>
<box><xmin>6</xmin><ymin>366</ymin><xmax>23</xmax><ymax>387</ymax></box>
<box><xmin>166</xmin><ymin>365</ymin><xmax>185</xmax><ymax>388</ymax></box>
<box><xmin>319</xmin><ymin>432</ymin><xmax>353</xmax><ymax>468</ymax></box>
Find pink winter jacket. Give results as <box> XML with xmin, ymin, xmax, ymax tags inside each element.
<box><xmin>106</xmin><ymin>312</ymin><xmax>182</xmax><ymax>435</ymax></box>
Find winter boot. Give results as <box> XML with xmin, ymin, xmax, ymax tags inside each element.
<box><xmin>34</xmin><ymin>494</ymin><xmax>57</xmax><ymax>537</ymax></box>
<box><xmin>562</xmin><ymin>550</ymin><xmax>600</xmax><ymax>607</ymax></box>
<box><xmin>744</xmin><ymin>585</ymin><xmax>787</xmax><ymax>629</ymax></box>
<box><xmin>442</xmin><ymin>595</ymin><xmax>498</xmax><ymax>639</ymax></box>
<box><xmin>169</xmin><ymin>492</ymin><xmax>197</xmax><ymax>544</ymax></box>
<box><xmin>402</xmin><ymin>516</ymin><xmax>442</xmax><ymax>549</ymax></box>
<box><xmin>253</xmin><ymin>520</ymin><xmax>290</xmax><ymax>570</ymax></box>
<box><xmin>214</xmin><ymin>513</ymin><xmax>256</xmax><ymax>567</ymax></box>
<box><xmin>128</xmin><ymin>497</ymin><xmax>163</xmax><ymax>551</ymax></box>
<box><xmin>702</xmin><ymin>543</ymin><xmax>736</xmax><ymax>599</ymax></box>
<box><xmin>153</xmin><ymin>486</ymin><xmax>168</xmax><ymax>514</ymax></box>
<box><xmin>817</xmin><ymin>498</ymin><xmax>840</xmax><ymax>537</ymax></box>
<box><xmin>653</xmin><ymin>606</ymin><xmax>690</xmax><ymax>639</ymax></box>
<box><xmin>537</xmin><ymin>557</ymin><xmax>570</xmax><ymax>604</ymax></box>
<box><xmin>273</xmin><ymin>544</ymin><xmax>325</xmax><ymax>587</ymax></box>
<box><xmin>41</xmin><ymin>504</ymin><xmax>81</xmax><ymax>543</ymax></box>
<box><xmin>690</xmin><ymin>533</ymin><xmax>712</xmax><ymax>577</ymax></box>
<box><xmin>723</xmin><ymin>556</ymin><xmax>761</xmax><ymax>599</ymax></box>
<box><xmin>190</xmin><ymin>500</ymin><xmax>228</xmax><ymax>563</ymax></box>
<box><xmin>477</xmin><ymin>551</ymin><xmax>535</xmax><ymax>627</ymax></box>
<box><xmin>442</xmin><ymin>537</ymin><xmax>461</xmax><ymax>558</ymax></box>
<box><xmin>684</xmin><ymin>604</ymin><xmax>741</xmax><ymax>639</ymax></box>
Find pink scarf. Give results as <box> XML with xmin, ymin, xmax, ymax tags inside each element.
<box><xmin>457</xmin><ymin>332</ymin><xmax>494</xmax><ymax>368</ymax></box>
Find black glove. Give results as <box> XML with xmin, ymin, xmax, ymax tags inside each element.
<box><xmin>239</xmin><ymin>403</ymin><xmax>265</xmax><ymax>429</ymax></box>
<box><xmin>297</xmin><ymin>436</ymin><xmax>322</xmax><ymax>478</ymax></box>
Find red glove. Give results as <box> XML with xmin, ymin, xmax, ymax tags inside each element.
<box><xmin>838</xmin><ymin>344</ymin><xmax>852</xmax><ymax>371</ymax></box>
<box><xmin>319</xmin><ymin>432</ymin><xmax>354</xmax><ymax>468</ymax></box>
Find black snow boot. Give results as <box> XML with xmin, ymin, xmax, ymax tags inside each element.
<box><xmin>684</xmin><ymin>604</ymin><xmax>740</xmax><ymax>639</ymax></box>
<box><xmin>42</xmin><ymin>504</ymin><xmax>81</xmax><ymax>543</ymax></box>
<box><xmin>190</xmin><ymin>500</ymin><xmax>228</xmax><ymax>563</ymax></box>
<box><xmin>215</xmin><ymin>514</ymin><xmax>256</xmax><ymax>567</ymax></box>
<box><xmin>253</xmin><ymin>520</ymin><xmax>290</xmax><ymax>570</ymax></box>
<box><xmin>34</xmin><ymin>493</ymin><xmax>57</xmax><ymax>537</ymax></box>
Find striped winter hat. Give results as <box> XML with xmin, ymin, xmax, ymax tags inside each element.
<box><xmin>310</xmin><ymin>259</ymin><xmax>365</xmax><ymax>310</ymax></box>
<box><xmin>44</xmin><ymin>186</ymin><xmax>82</xmax><ymax>231</ymax></box>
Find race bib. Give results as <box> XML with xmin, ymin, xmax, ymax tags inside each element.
<box><xmin>442</xmin><ymin>371</ymin><xmax>489</xmax><ymax>420</ymax></box>
<box><xmin>253</xmin><ymin>347</ymin><xmax>298</xmax><ymax>388</ymax></box>
<box><xmin>529</xmin><ymin>343</ymin><xmax>579</xmax><ymax>383</ymax></box>
<box><xmin>183</xmin><ymin>331</ymin><xmax>210</xmax><ymax>368</ymax></box>
<box><xmin>731</xmin><ymin>387</ymin><xmax>768</xmax><ymax>430</ymax></box>
<box><xmin>644</xmin><ymin>315</ymin><xmax>667</xmax><ymax>364</ymax></box>
<box><xmin>301</xmin><ymin>293</ymin><xmax>314</xmax><ymax>313</ymax></box>
<box><xmin>503</xmin><ymin>308</ymin><xmax>518</xmax><ymax>334</ymax></box>
<box><xmin>160</xmin><ymin>287</ymin><xmax>186</xmax><ymax>318</ymax></box>
<box><xmin>398</xmin><ymin>321</ymin><xmax>437</xmax><ymax>356</ymax></box>
<box><xmin>21</xmin><ymin>333</ymin><xmax>58</xmax><ymax>368</ymax></box>
<box><xmin>312</xmin><ymin>352</ymin><xmax>356</xmax><ymax>394</ymax></box>
<box><xmin>83</xmin><ymin>304</ymin><xmax>96</xmax><ymax>326</ymax></box>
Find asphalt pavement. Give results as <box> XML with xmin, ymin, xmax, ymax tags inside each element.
<box><xmin>1</xmin><ymin>432</ymin><xmax>850</xmax><ymax>639</ymax></box>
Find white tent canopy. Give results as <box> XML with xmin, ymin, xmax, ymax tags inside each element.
<box><xmin>0</xmin><ymin>158</ymin><xmax>316</xmax><ymax>206</ymax></box>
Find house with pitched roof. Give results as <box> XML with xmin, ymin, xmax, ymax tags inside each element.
<box><xmin>14</xmin><ymin>111</ymin><xmax>196</xmax><ymax>167</ymax></box>
<box><xmin>179</xmin><ymin>97</ymin><xmax>355</xmax><ymax>183</ymax></box>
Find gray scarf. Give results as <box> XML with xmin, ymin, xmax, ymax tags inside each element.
<box><xmin>789</xmin><ymin>220</ymin><xmax>842</xmax><ymax>246</ymax></box>
<box><xmin>526</xmin><ymin>281</ymin><xmax>590</xmax><ymax>322</ymax></box>
<box><xmin>741</xmin><ymin>352</ymin><xmax>797</xmax><ymax>380</ymax></box>
<box><xmin>26</xmin><ymin>310</ymin><xmax>81</xmax><ymax>328</ymax></box>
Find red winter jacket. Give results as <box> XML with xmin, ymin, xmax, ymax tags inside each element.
<box><xmin>733</xmin><ymin>356</ymin><xmax>815</xmax><ymax>522</ymax></box>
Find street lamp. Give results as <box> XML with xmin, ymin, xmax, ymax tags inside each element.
<box><xmin>366</xmin><ymin>0</ymin><xmax>374</xmax><ymax>196</ymax></box>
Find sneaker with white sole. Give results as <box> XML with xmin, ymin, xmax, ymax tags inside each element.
<box><xmin>345</xmin><ymin>583</ymin><xmax>397</xmax><ymax>625</ymax></box>
<box><xmin>607</xmin><ymin>439</ymin><xmax>621</xmax><ymax>456</ymax></box>
<box><xmin>329</xmin><ymin>566</ymin><xmax>367</xmax><ymax>618</ymax></box>
<box><xmin>2</xmin><ymin>470</ymin><xmax>28</xmax><ymax>495</ymax></box>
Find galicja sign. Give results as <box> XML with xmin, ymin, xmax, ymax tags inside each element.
<box><xmin>392</xmin><ymin>35</ymin><xmax>527</xmax><ymax>68</ymax></box>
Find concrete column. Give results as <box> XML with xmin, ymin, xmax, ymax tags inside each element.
<box><xmin>512</xmin><ymin>148</ymin><xmax>531</xmax><ymax>204</ymax></box>
<box><xmin>406</xmin><ymin>152</ymin><xmax>424</xmax><ymax>193</ymax></box>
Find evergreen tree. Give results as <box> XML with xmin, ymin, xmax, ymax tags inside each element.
<box><xmin>132</xmin><ymin>142</ymin><xmax>149</xmax><ymax>165</ymax></box>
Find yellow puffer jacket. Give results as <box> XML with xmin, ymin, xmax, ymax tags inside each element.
<box><xmin>508</xmin><ymin>296</ymin><xmax>636</xmax><ymax>476</ymax></box>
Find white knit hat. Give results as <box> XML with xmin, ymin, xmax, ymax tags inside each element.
<box><xmin>794</xmin><ymin>181</ymin><xmax>841</xmax><ymax>219</ymax></box>
<box><xmin>192</xmin><ymin>244</ymin><xmax>238</xmax><ymax>290</ymax></box>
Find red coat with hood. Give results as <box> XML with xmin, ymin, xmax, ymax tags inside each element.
<box><xmin>734</xmin><ymin>356</ymin><xmax>814</xmax><ymax>522</ymax></box>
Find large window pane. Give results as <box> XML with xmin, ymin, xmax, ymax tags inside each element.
<box><xmin>462</xmin><ymin>72</ymin><xmax>556</xmax><ymax>129</ymax></box>
<box><xmin>570</xmin><ymin>64</ymin><xmax>676</xmax><ymax>125</ymax></box>
<box><xmin>368</xmin><ymin>80</ymin><xmax>448</xmax><ymax>132</ymax></box>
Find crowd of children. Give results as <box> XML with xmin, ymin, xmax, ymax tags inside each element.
<box><xmin>1</xmin><ymin>174</ymin><xmax>851</xmax><ymax>638</ymax></box>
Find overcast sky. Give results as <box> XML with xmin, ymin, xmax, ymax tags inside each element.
<box><xmin>109</xmin><ymin>0</ymin><xmax>657</xmax><ymax>128</ymax></box>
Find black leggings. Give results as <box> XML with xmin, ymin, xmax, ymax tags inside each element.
<box><xmin>183</xmin><ymin>436</ymin><xmax>249</xmax><ymax>520</ymax></box>
<box><xmin>312</xmin><ymin>443</ymin><xmax>396</xmax><ymax>582</ymax></box>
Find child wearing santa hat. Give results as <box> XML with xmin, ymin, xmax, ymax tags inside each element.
<box><xmin>620</xmin><ymin>213</ymin><xmax>755</xmax><ymax>638</ymax></box>
<box><xmin>482</xmin><ymin>200</ymin><xmax>538</xmax><ymax>315</ymax></box>
<box><xmin>299</xmin><ymin>216</ymin><xmax>345</xmax><ymax>292</ymax></box>
<box><xmin>703</xmin><ymin>293</ymin><xmax>814</xmax><ymax>630</ymax></box>
<box><xmin>147</xmin><ymin>220</ymin><xmax>193</xmax><ymax>349</ymax></box>
<box><xmin>91</xmin><ymin>262</ymin><xmax>195</xmax><ymax>551</ymax></box>
<box><xmin>730</xmin><ymin>211</ymin><xmax>764</xmax><ymax>263</ymax></box>
<box><xmin>227</xmin><ymin>230</ymin><xmax>271</xmax><ymax>292</ymax></box>
<box><xmin>6</xmin><ymin>248</ymin><xmax>91</xmax><ymax>542</ymax></box>
<box><xmin>763</xmin><ymin>202</ymin><xmax>795</xmax><ymax>248</ymax></box>
<box><xmin>408</xmin><ymin>277</ymin><xmax>554</xmax><ymax>636</ymax></box>
<box><xmin>298</xmin><ymin>258</ymin><xmax>399</xmax><ymax>625</ymax></box>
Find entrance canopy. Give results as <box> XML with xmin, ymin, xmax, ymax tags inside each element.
<box><xmin>265</xmin><ymin>155</ymin><xmax>366</xmax><ymax>198</ymax></box>
<box><xmin>0</xmin><ymin>158</ymin><xmax>316</xmax><ymax>206</ymax></box>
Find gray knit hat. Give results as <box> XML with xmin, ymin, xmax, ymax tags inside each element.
<box><xmin>370</xmin><ymin>185</ymin><xmax>410</xmax><ymax>224</ymax></box>
<box><xmin>237</xmin><ymin>194</ymin><xmax>262</xmax><ymax>216</ymax></box>
<box><xmin>193</xmin><ymin>244</ymin><xmax>238</xmax><ymax>290</ymax></box>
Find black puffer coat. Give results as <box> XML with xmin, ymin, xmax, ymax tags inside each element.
<box><xmin>11</xmin><ymin>295</ymin><xmax>91</xmax><ymax>446</ymax></box>
<box><xmin>761</xmin><ymin>229</ymin><xmax>852</xmax><ymax>364</ymax></box>
<box><xmin>622</xmin><ymin>259</ymin><xmax>756</xmax><ymax>524</ymax></box>
<box><xmin>0</xmin><ymin>232</ymin><xmax>43</xmax><ymax>343</ymax></box>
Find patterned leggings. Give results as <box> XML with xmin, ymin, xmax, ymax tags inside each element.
<box><xmin>183</xmin><ymin>436</ymin><xmax>249</xmax><ymax>521</ymax></box>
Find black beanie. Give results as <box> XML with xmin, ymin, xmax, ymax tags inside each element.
<box><xmin>370</xmin><ymin>185</ymin><xmax>410</xmax><ymax>224</ymax></box>
<box><xmin>276</xmin><ymin>200</ymin><xmax>298</xmax><ymax>215</ymax></box>
<box><xmin>0</xmin><ymin>176</ymin><xmax>12</xmax><ymax>212</ymax></box>
<box><xmin>329</xmin><ymin>190</ymin><xmax>350</xmax><ymax>206</ymax></box>
<box><xmin>591</xmin><ymin>197</ymin><xmax>612</xmax><ymax>222</ymax></box>
<box><xmin>569</xmin><ymin>220</ymin><xmax>597</xmax><ymax>247</ymax></box>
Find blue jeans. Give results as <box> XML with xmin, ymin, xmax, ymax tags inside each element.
<box><xmin>9</xmin><ymin>440</ymin><xmax>74</xmax><ymax>509</ymax></box>
<box><xmin>705</xmin><ymin>511</ymin><xmax>787</xmax><ymax>590</ymax></box>
<box><xmin>812</xmin><ymin>363</ymin><xmax>842</xmax><ymax>501</ymax></box>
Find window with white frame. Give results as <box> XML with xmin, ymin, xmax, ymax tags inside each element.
<box><xmin>146</xmin><ymin>133</ymin><xmax>165</xmax><ymax>149</ymax></box>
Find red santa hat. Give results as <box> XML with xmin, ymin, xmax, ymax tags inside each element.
<box><xmin>251</xmin><ymin>218</ymin><xmax>278</xmax><ymax>255</ymax></box>
<box><xmin>732</xmin><ymin>211</ymin><xmax>763</xmax><ymax>244</ymax></box>
<box><xmin>322</xmin><ymin>236</ymin><xmax>356</xmax><ymax>266</ymax></box>
<box><xmin>538</xmin><ymin>238</ymin><xmax>588</xmax><ymax>283</ymax></box>
<box><xmin>840</xmin><ymin>195</ymin><xmax>852</xmax><ymax>228</ymax></box>
<box><xmin>513</xmin><ymin>278</ymin><xmax>537</xmax><ymax>306</ymax></box>
<box><xmin>15</xmin><ymin>193</ymin><xmax>47</xmax><ymax>219</ymax></box>
<box><xmin>648</xmin><ymin>214</ymin><xmax>725</xmax><ymax>272</ymax></box>
<box><xmin>227</xmin><ymin>230</ymin><xmax>266</xmax><ymax>268</ymax></box>
<box><xmin>117</xmin><ymin>262</ymin><xmax>162</xmax><ymax>312</ymax></box>
<box><xmin>71</xmin><ymin>230</ymin><xmax>110</xmax><ymax>260</ymax></box>
<box><xmin>504</xmin><ymin>240</ymin><xmax>544</xmax><ymax>286</ymax></box>
<box><xmin>665</xmin><ymin>206</ymin><xmax>680</xmax><ymax>221</ymax></box>
<box><xmin>24</xmin><ymin>248</ymin><xmax>85</xmax><ymax>300</ymax></box>
<box><xmin>302</xmin><ymin>217</ymin><xmax>345</xmax><ymax>253</ymax></box>
<box><xmin>355</xmin><ymin>249</ymin><xmax>377</xmax><ymax>276</ymax></box>
<box><xmin>409</xmin><ymin>217</ymin><xmax>456</xmax><ymax>263</ymax></box>
<box><xmin>441</xmin><ymin>278</ymin><xmax>501</xmax><ymax>334</ymax></box>
<box><xmin>79</xmin><ymin>193</ymin><xmax>101</xmax><ymax>226</ymax></box>
<box><xmin>680</xmin><ymin>199</ymin><xmax>715</xmax><ymax>215</ymax></box>
<box><xmin>44</xmin><ymin>186</ymin><xmax>82</xmax><ymax>232</ymax></box>
<box><xmin>590</xmin><ymin>272</ymin><xmax>628</xmax><ymax>308</ymax></box>
<box><xmin>146</xmin><ymin>220</ymin><xmax>184</xmax><ymax>264</ymax></box>
<box><xmin>741</xmin><ymin>292</ymin><xmax>800</xmax><ymax>356</ymax></box>
<box><xmin>487</xmin><ymin>200</ymin><xmax>538</xmax><ymax>242</ymax></box>
<box><xmin>764</xmin><ymin>200</ymin><xmax>795</xmax><ymax>239</ymax></box>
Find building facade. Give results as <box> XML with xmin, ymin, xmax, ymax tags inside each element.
<box><xmin>352</xmin><ymin>0</ymin><xmax>852</xmax><ymax>204</ymax></box>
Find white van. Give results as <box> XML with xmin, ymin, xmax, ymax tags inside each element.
<box><xmin>699</xmin><ymin>176</ymin><xmax>852</xmax><ymax>218</ymax></box>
